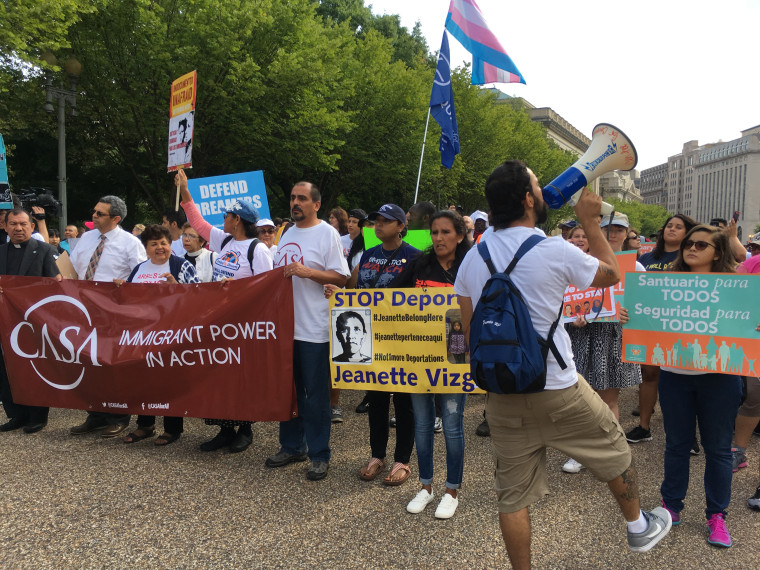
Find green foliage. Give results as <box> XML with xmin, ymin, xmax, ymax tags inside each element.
<box><xmin>0</xmin><ymin>0</ymin><xmax>586</xmax><ymax>228</ymax></box>
<box><xmin>608</xmin><ymin>198</ymin><xmax>671</xmax><ymax>237</ymax></box>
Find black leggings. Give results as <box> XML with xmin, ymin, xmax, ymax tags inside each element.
<box><xmin>366</xmin><ymin>390</ymin><xmax>414</xmax><ymax>464</ymax></box>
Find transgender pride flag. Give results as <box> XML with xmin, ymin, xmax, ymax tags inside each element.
<box><xmin>445</xmin><ymin>0</ymin><xmax>525</xmax><ymax>85</ymax></box>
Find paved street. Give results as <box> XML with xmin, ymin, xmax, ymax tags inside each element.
<box><xmin>1</xmin><ymin>388</ymin><xmax>758</xmax><ymax>568</ymax></box>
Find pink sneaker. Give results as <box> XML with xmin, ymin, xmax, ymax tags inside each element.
<box><xmin>706</xmin><ymin>513</ymin><xmax>732</xmax><ymax>548</ymax></box>
<box><xmin>660</xmin><ymin>499</ymin><xmax>680</xmax><ymax>526</ymax></box>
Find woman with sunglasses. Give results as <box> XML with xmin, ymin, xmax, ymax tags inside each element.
<box><xmin>628</xmin><ymin>214</ymin><xmax>697</xmax><ymax>446</ymax></box>
<box><xmin>176</xmin><ymin>170</ymin><xmax>273</xmax><ymax>454</ymax></box>
<box><xmin>657</xmin><ymin>225</ymin><xmax>741</xmax><ymax>547</ymax></box>
<box><xmin>623</xmin><ymin>229</ymin><xmax>641</xmax><ymax>257</ymax></box>
<box><xmin>256</xmin><ymin>219</ymin><xmax>278</xmax><ymax>258</ymax></box>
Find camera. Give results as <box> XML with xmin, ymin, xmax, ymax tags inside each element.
<box><xmin>13</xmin><ymin>187</ymin><xmax>62</xmax><ymax>218</ymax></box>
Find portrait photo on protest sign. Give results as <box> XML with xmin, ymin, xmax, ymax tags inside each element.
<box><xmin>0</xmin><ymin>270</ymin><xmax>296</xmax><ymax>421</ymax></box>
<box><xmin>186</xmin><ymin>170</ymin><xmax>270</xmax><ymax>229</ymax></box>
<box><xmin>623</xmin><ymin>272</ymin><xmax>760</xmax><ymax>376</ymax></box>
<box><xmin>167</xmin><ymin>70</ymin><xmax>197</xmax><ymax>172</ymax></box>
<box><xmin>167</xmin><ymin>110</ymin><xmax>194</xmax><ymax>171</ymax></box>
<box><xmin>329</xmin><ymin>288</ymin><xmax>482</xmax><ymax>394</ymax></box>
<box><xmin>331</xmin><ymin>308</ymin><xmax>373</xmax><ymax>364</ymax></box>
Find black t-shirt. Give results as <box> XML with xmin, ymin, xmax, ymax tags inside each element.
<box><xmin>356</xmin><ymin>242</ymin><xmax>420</xmax><ymax>289</ymax></box>
<box><xmin>394</xmin><ymin>254</ymin><xmax>458</xmax><ymax>288</ymax></box>
<box><xmin>639</xmin><ymin>249</ymin><xmax>678</xmax><ymax>272</ymax></box>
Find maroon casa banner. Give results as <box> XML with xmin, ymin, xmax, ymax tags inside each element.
<box><xmin>0</xmin><ymin>269</ymin><xmax>296</xmax><ymax>422</ymax></box>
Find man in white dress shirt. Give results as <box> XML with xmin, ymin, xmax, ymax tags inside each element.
<box><xmin>69</xmin><ymin>195</ymin><xmax>147</xmax><ymax>438</ymax></box>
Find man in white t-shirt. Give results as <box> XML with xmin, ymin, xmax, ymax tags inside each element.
<box><xmin>265</xmin><ymin>181</ymin><xmax>350</xmax><ymax>481</ymax></box>
<box><xmin>454</xmin><ymin>160</ymin><xmax>671</xmax><ymax>566</ymax></box>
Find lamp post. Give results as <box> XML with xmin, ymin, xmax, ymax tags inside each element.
<box><xmin>43</xmin><ymin>52</ymin><xmax>81</xmax><ymax>232</ymax></box>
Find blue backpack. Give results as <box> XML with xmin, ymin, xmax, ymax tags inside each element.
<box><xmin>469</xmin><ymin>235</ymin><xmax>566</xmax><ymax>394</ymax></box>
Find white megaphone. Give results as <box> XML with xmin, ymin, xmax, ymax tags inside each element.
<box><xmin>543</xmin><ymin>123</ymin><xmax>638</xmax><ymax>215</ymax></box>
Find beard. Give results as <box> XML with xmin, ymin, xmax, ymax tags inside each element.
<box><xmin>535</xmin><ymin>200</ymin><xmax>548</xmax><ymax>225</ymax></box>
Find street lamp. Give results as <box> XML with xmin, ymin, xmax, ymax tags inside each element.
<box><xmin>42</xmin><ymin>51</ymin><xmax>81</xmax><ymax>232</ymax></box>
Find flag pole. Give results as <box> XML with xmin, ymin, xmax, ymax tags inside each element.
<box><xmin>413</xmin><ymin>109</ymin><xmax>431</xmax><ymax>205</ymax></box>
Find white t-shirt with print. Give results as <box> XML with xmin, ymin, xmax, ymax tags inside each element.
<box><xmin>130</xmin><ymin>260</ymin><xmax>170</xmax><ymax>283</ymax></box>
<box><xmin>274</xmin><ymin>221</ymin><xmax>350</xmax><ymax>343</ymax></box>
<box><xmin>454</xmin><ymin>226</ymin><xmax>599</xmax><ymax>390</ymax></box>
<box><xmin>208</xmin><ymin>227</ymin><xmax>272</xmax><ymax>281</ymax></box>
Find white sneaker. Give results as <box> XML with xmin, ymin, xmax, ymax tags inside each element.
<box><xmin>562</xmin><ymin>458</ymin><xmax>584</xmax><ymax>473</ymax></box>
<box><xmin>407</xmin><ymin>489</ymin><xmax>434</xmax><ymax>514</ymax></box>
<box><xmin>435</xmin><ymin>493</ymin><xmax>459</xmax><ymax>519</ymax></box>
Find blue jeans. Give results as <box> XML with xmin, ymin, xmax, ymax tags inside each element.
<box><xmin>279</xmin><ymin>341</ymin><xmax>331</xmax><ymax>462</ymax></box>
<box><xmin>658</xmin><ymin>369</ymin><xmax>742</xmax><ymax>518</ymax></box>
<box><xmin>411</xmin><ymin>393</ymin><xmax>466</xmax><ymax>489</ymax></box>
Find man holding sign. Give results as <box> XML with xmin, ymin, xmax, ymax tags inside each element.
<box><xmin>454</xmin><ymin>160</ymin><xmax>671</xmax><ymax>567</ymax></box>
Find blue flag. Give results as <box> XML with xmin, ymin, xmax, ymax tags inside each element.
<box><xmin>430</xmin><ymin>32</ymin><xmax>460</xmax><ymax>169</ymax></box>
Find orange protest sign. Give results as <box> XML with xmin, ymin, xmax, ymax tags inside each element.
<box><xmin>170</xmin><ymin>70</ymin><xmax>197</xmax><ymax>117</ymax></box>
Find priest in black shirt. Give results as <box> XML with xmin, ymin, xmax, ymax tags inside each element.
<box><xmin>0</xmin><ymin>208</ymin><xmax>60</xmax><ymax>433</ymax></box>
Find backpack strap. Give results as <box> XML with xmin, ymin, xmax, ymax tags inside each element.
<box><xmin>506</xmin><ymin>234</ymin><xmax>545</xmax><ymax>274</ymax></box>
<box><xmin>477</xmin><ymin>234</ymin><xmax>545</xmax><ymax>276</ymax></box>
<box><xmin>544</xmin><ymin>303</ymin><xmax>568</xmax><ymax>370</ymax></box>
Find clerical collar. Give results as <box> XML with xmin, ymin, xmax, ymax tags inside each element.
<box><xmin>11</xmin><ymin>239</ymin><xmax>31</xmax><ymax>248</ymax></box>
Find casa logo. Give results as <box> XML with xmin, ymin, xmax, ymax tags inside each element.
<box><xmin>10</xmin><ymin>295</ymin><xmax>101</xmax><ymax>390</ymax></box>
<box><xmin>274</xmin><ymin>243</ymin><xmax>303</xmax><ymax>268</ymax></box>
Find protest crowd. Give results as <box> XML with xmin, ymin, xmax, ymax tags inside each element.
<box><xmin>1</xmin><ymin>161</ymin><xmax>760</xmax><ymax>569</ymax></box>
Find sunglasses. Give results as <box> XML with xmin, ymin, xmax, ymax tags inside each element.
<box><xmin>628</xmin><ymin>234</ymin><xmax>640</xmax><ymax>240</ymax></box>
<box><xmin>91</xmin><ymin>209</ymin><xmax>113</xmax><ymax>218</ymax></box>
<box><xmin>258</xmin><ymin>228</ymin><xmax>276</xmax><ymax>234</ymax></box>
<box><xmin>683</xmin><ymin>239</ymin><xmax>715</xmax><ymax>251</ymax></box>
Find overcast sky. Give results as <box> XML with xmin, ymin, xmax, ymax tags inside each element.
<box><xmin>369</xmin><ymin>0</ymin><xmax>760</xmax><ymax>170</ymax></box>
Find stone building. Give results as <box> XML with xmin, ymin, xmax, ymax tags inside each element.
<box><xmin>640</xmin><ymin>126</ymin><xmax>760</xmax><ymax>238</ymax></box>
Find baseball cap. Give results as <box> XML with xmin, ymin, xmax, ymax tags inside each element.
<box><xmin>368</xmin><ymin>204</ymin><xmax>406</xmax><ymax>225</ymax></box>
<box><xmin>558</xmin><ymin>220</ymin><xmax>578</xmax><ymax>229</ymax></box>
<box><xmin>226</xmin><ymin>200</ymin><xmax>259</xmax><ymax>224</ymax></box>
<box><xmin>749</xmin><ymin>235</ymin><xmax>760</xmax><ymax>246</ymax></box>
<box><xmin>348</xmin><ymin>208</ymin><xmax>368</xmax><ymax>221</ymax></box>
<box><xmin>600</xmin><ymin>212</ymin><xmax>630</xmax><ymax>228</ymax></box>
<box><xmin>256</xmin><ymin>218</ymin><xmax>275</xmax><ymax>227</ymax></box>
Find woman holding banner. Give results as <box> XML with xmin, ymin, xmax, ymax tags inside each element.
<box><xmin>328</xmin><ymin>203</ymin><xmax>421</xmax><ymax>486</ymax></box>
<box><xmin>628</xmin><ymin>214</ymin><xmax>696</xmax><ymax>445</ymax></box>
<box><xmin>562</xmin><ymin>212</ymin><xmax>643</xmax><ymax>474</ymax></box>
<box><xmin>393</xmin><ymin>210</ymin><xmax>471</xmax><ymax>518</ymax></box>
<box><xmin>116</xmin><ymin>224</ymin><xmax>200</xmax><ymax>446</ymax></box>
<box><xmin>657</xmin><ymin>224</ymin><xmax>742</xmax><ymax>547</ymax></box>
<box><xmin>176</xmin><ymin>170</ymin><xmax>273</xmax><ymax>454</ymax></box>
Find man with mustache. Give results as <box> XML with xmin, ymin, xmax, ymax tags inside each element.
<box><xmin>266</xmin><ymin>182</ymin><xmax>350</xmax><ymax>481</ymax></box>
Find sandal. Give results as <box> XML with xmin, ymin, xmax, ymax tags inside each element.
<box><xmin>383</xmin><ymin>462</ymin><xmax>411</xmax><ymax>486</ymax></box>
<box><xmin>123</xmin><ymin>426</ymin><xmax>155</xmax><ymax>444</ymax></box>
<box><xmin>359</xmin><ymin>457</ymin><xmax>386</xmax><ymax>481</ymax></box>
<box><xmin>154</xmin><ymin>432</ymin><xmax>181</xmax><ymax>446</ymax></box>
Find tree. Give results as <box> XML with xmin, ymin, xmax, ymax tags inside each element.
<box><xmin>608</xmin><ymin>199</ymin><xmax>670</xmax><ymax>238</ymax></box>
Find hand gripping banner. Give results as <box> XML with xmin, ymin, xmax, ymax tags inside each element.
<box><xmin>0</xmin><ymin>269</ymin><xmax>296</xmax><ymax>421</ymax></box>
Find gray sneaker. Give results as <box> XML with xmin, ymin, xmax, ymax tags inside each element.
<box><xmin>307</xmin><ymin>460</ymin><xmax>329</xmax><ymax>481</ymax></box>
<box><xmin>265</xmin><ymin>451</ymin><xmax>308</xmax><ymax>468</ymax></box>
<box><xmin>331</xmin><ymin>407</ymin><xmax>344</xmax><ymax>423</ymax></box>
<box><xmin>628</xmin><ymin>507</ymin><xmax>672</xmax><ymax>553</ymax></box>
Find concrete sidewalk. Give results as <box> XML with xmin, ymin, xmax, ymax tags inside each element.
<box><xmin>1</xmin><ymin>388</ymin><xmax>757</xmax><ymax>568</ymax></box>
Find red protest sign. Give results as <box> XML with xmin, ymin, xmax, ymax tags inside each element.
<box><xmin>0</xmin><ymin>270</ymin><xmax>296</xmax><ymax>422</ymax></box>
